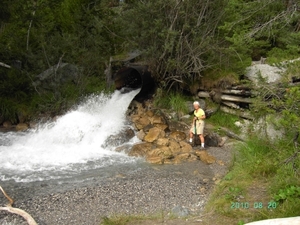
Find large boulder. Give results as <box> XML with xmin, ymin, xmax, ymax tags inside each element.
<box><xmin>168</xmin><ymin>140</ymin><xmax>181</xmax><ymax>154</ymax></box>
<box><xmin>146</xmin><ymin>146</ymin><xmax>173</xmax><ymax>159</ymax></box>
<box><xmin>144</xmin><ymin>127</ymin><xmax>165</xmax><ymax>143</ymax></box>
<box><xmin>134</xmin><ymin>115</ymin><xmax>151</xmax><ymax>130</ymax></box>
<box><xmin>128</xmin><ymin>142</ymin><xmax>153</xmax><ymax>157</ymax></box>
<box><xmin>16</xmin><ymin>123</ymin><xmax>29</xmax><ymax>131</ymax></box>
<box><xmin>169</xmin><ymin>131</ymin><xmax>186</xmax><ymax>142</ymax></box>
<box><xmin>179</xmin><ymin>141</ymin><xmax>193</xmax><ymax>153</ymax></box>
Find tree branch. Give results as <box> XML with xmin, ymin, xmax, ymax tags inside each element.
<box><xmin>0</xmin><ymin>186</ymin><xmax>38</xmax><ymax>225</ymax></box>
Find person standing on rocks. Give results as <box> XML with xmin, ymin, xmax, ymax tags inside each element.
<box><xmin>189</xmin><ymin>101</ymin><xmax>205</xmax><ymax>149</ymax></box>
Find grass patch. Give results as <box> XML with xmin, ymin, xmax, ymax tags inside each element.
<box><xmin>208</xmin><ymin>110</ymin><xmax>241</xmax><ymax>134</ymax></box>
<box><xmin>153</xmin><ymin>90</ymin><xmax>189</xmax><ymax>119</ymax></box>
<box><xmin>100</xmin><ymin>215</ymin><xmax>149</xmax><ymax>225</ymax></box>
<box><xmin>203</xmin><ymin>136</ymin><xmax>300</xmax><ymax>224</ymax></box>
<box><xmin>99</xmin><ymin>212</ymin><xmax>182</xmax><ymax>225</ymax></box>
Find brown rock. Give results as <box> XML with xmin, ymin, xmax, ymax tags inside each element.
<box><xmin>144</xmin><ymin>127</ymin><xmax>165</xmax><ymax>143</ymax></box>
<box><xmin>195</xmin><ymin>150</ymin><xmax>216</xmax><ymax>164</ymax></box>
<box><xmin>164</xmin><ymin>159</ymin><xmax>174</xmax><ymax>164</ymax></box>
<box><xmin>169</xmin><ymin>141</ymin><xmax>181</xmax><ymax>154</ymax></box>
<box><xmin>169</xmin><ymin>131</ymin><xmax>186</xmax><ymax>142</ymax></box>
<box><xmin>16</xmin><ymin>123</ymin><xmax>28</xmax><ymax>131</ymax></box>
<box><xmin>179</xmin><ymin>141</ymin><xmax>193</xmax><ymax>152</ymax></box>
<box><xmin>128</xmin><ymin>142</ymin><xmax>153</xmax><ymax>157</ymax></box>
<box><xmin>146</xmin><ymin>110</ymin><xmax>154</xmax><ymax>117</ymax></box>
<box><xmin>130</xmin><ymin>100</ymin><xmax>144</xmax><ymax>115</ymax></box>
<box><xmin>146</xmin><ymin>146</ymin><xmax>173</xmax><ymax>159</ymax></box>
<box><xmin>188</xmin><ymin>153</ymin><xmax>198</xmax><ymax>162</ymax></box>
<box><xmin>150</xmin><ymin>115</ymin><xmax>165</xmax><ymax>124</ymax></box>
<box><xmin>136</xmin><ymin>130</ymin><xmax>146</xmax><ymax>141</ymax></box>
<box><xmin>135</xmin><ymin>116</ymin><xmax>151</xmax><ymax>130</ymax></box>
<box><xmin>173</xmin><ymin>157</ymin><xmax>182</xmax><ymax>164</ymax></box>
<box><xmin>146</xmin><ymin>156</ymin><xmax>164</xmax><ymax>164</ymax></box>
<box><xmin>131</xmin><ymin>115</ymin><xmax>141</xmax><ymax>123</ymax></box>
<box><xmin>142</xmin><ymin>124</ymin><xmax>154</xmax><ymax>132</ymax></box>
<box><xmin>175</xmin><ymin>153</ymin><xmax>190</xmax><ymax>161</ymax></box>
<box><xmin>154</xmin><ymin>123</ymin><xmax>168</xmax><ymax>131</ymax></box>
<box><xmin>3</xmin><ymin>121</ymin><xmax>12</xmax><ymax>128</ymax></box>
<box><xmin>156</xmin><ymin>138</ymin><xmax>169</xmax><ymax>146</ymax></box>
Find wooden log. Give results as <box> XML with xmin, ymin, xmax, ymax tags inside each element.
<box><xmin>197</xmin><ymin>91</ymin><xmax>210</xmax><ymax>98</ymax></box>
<box><xmin>230</xmin><ymin>85</ymin><xmax>252</xmax><ymax>90</ymax></box>
<box><xmin>222</xmin><ymin>101</ymin><xmax>240</xmax><ymax>109</ymax></box>
<box><xmin>221</xmin><ymin>89</ymin><xmax>252</xmax><ymax>96</ymax></box>
<box><xmin>221</xmin><ymin>94</ymin><xmax>252</xmax><ymax>103</ymax></box>
<box><xmin>0</xmin><ymin>62</ymin><xmax>11</xmax><ymax>69</ymax></box>
<box><xmin>220</xmin><ymin>106</ymin><xmax>254</xmax><ymax>120</ymax></box>
<box><xmin>198</xmin><ymin>91</ymin><xmax>253</xmax><ymax>103</ymax></box>
<box><xmin>219</xmin><ymin>127</ymin><xmax>245</xmax><ymax>142</ymax></box>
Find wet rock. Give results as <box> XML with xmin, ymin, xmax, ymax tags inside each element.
<box><xmin>146</xmin><ymin>156</ymin><xmax>164</xmax><ymax>164</ymax></box>
<box><xmin>102</xmin><ymin>127</ymin><xmax>135</xmax><ymax>148</ymax></box>
<box><xmin>136</xmin><ymin>130</ymin><xmax>146</xmax><ymax>141</ymax></box>
<box><xmin>146</xmin><ymin>146</ymin><xmax>173</xmax><ymax>159</ymax></box>
<box><xmin>128</xmin><ymin>142</ymin><xmax>153</xmax><ymax>157</ymax></box>
<box><xmin>3</xmin><ymin>121</ymin><xmax>12</xmax><ymax>128</ymax></box>
<box><xmin>16</xmin><ymin>123</ymin><xmax>29</xmax><ymax>131</ymax></box>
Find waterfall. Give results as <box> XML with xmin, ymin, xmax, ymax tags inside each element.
<box><xmin>0</xmin><ymin>89</ymin><xmax>141</xmax><ymax>183</ymax></box>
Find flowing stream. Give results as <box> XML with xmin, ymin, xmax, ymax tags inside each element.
<box><xmin>0</xmin><ymin>89</ymin><xmax>144</xmax><ymax>191</ymax></box>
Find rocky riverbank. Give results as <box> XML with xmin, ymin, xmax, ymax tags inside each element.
<box><xmin>0</xmin><ymin>142</ymin><xmax>234</xmax><ymax>225</ymax></box>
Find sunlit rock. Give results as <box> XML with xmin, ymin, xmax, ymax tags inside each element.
<box><xmin>144</xmin><ymin>127</ymin><xmax>165</xmax><ymax>143</ymax></box>
<box><xmin>128</xmin><ymin>142</ymin><xmax>153</xmax><ymax>157</ymax></box>
<box><xmin>16</xmin><ymin>123</ymin><xmax>28</xmax><ymax>131</ymax></box>
<box><xmin>195</xmin><ymin>150</ymin><xmax>216</xmax><ymax>164</ymax></box>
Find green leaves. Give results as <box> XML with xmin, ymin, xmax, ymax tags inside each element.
<box><xmin>273</xmin><ymin>185</ymin><xmax>300</xmax><ymax>203</ymax></box>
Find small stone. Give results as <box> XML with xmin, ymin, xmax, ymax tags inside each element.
<box><xmin>171</xmin><ymin>206</ymin><xmax>190</xmax><ymax>218</ymax></box>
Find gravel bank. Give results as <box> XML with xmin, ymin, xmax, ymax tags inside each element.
<box><xmin>0</xmin><ymin>145</ymin><xmax>233</xmax><ymax>225</ymax></box>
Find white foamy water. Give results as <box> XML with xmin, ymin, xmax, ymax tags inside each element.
<box><xmin>0</xmin><ymin>90</ymin><xmax>141</xmax><ymax>183</ymax></box>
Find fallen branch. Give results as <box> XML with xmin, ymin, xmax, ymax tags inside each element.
<box><xmin>219</xmin><ymin>127</ymin><xmax>245</xmax><ymax>142</ymax></box>
<box><xmin>0</xmin><ymin>186</ymin><xmax>37</xmax><ymax>225</ymax></box>
<box><xmin>0</xmin><ymin>62</ymin><xmax>11</xmax><ymax>69</ymax></box>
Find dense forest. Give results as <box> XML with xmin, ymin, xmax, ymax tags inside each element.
<box><xmin>0</xmin><ymin>0</ymin><xmax>299</xmax><ymax>122</ymax></box>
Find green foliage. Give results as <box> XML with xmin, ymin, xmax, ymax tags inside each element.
<box><xmin>225</xmin><ymin>186</ymin><xmax>243</xmax><ymax>201</ymax></box>
<box><xmin>118</xmin><ymin>0</ymin><xmax>226</xmax><ymax>89</ymax></box>
<box><xmin>208</xmin><ymin>110</ymin><xmax>241</xmax><ymax>134</ymax></box>
<box><xmin>153</xmin><ymin>89</ymin><xmax>189</xmax><ymax>118</ymax></box>
<box><xmin>273</xmin><ymin>185</ymin><xmax>300</xmax><ymax>203</ymax></box>
<box><xmin>236</xmin><ymin>138</ymin><xmax>279</xmax><ymax>177</ymax></box>
<box><xmin>219</xmin><ymin>0</ymin><xmax>300</xmax><ymax>67</ymax></box>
